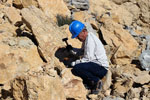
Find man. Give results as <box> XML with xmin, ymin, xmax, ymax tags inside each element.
<box><xmin>67</xmin><ymin>20</ymin><xmax>109</xmax><ymax>94</ymax></box>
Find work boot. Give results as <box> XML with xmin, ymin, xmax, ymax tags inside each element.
<box><xmin>91</xmin><ymin>80</ymin><xmax>102</xmax><ymax>94</ymax></box>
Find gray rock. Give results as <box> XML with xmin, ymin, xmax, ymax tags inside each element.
<box><xmin>139</xmin><ymin>35</ymin><xmax>150</xmax><ymax>71</ymax></box>
<box><xmin>72</xmin><ymin>0</ymin><xmax>89</xmax><ymax>10</ymax></box>
<box><xmin>103</xmin><ymin>96</ymin><xmax>124</xmax><ymax>100</ymax></box>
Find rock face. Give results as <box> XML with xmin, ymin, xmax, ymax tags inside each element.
<box><xmin>0</xmin><ymin>0</ymin><xmax>150</xmax><ymax>100</ymax></box>
<box><xmin>100</xmin><ymin>17</ymin><xmax>138</xmax><ymax>64</ymax></box>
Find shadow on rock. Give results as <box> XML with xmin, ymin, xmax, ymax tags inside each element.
<box><xmin>0</xmin><ymin>89</ymin><xmax>13</xmax><ymax>100</ymax></box>
<box><xmin>55</xmin><ymin>47</ymin><xmax>78</xmax><ymax>67</ymax></box>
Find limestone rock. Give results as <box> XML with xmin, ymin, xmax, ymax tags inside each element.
<box><xmin>137</xmin><ymin>0</ymin><xmax>150</xmax><ymax>24</ymax></box>
<box><xmin>61</xmin><ymin>68</ymin><xmax>87</xmax><ymax>100</ymax></box>
<box><xmin>21</xmin><ymin>6</ymin><xmax>65</xmax><ymax>62</ymax></box>
<box><xmin>90</xmin><ymin>0</ymin><xmax>134</xmax><ymax>26</ymax></box>
<box><xmin>126</xmin><ymin>88</ymin><xmax>142</xmax><ymax>100</ymax></box>
<box><xmin>13</xmin><ymin>0</ymin><xmax>39</xmax><ymax>9</ymax></box>
<box><xmin>141</xmin><ymin>85</ymin><xmax>150</xmax><ymax>100</ymax></box>
<box><xmin>122</xmin><ymin>2</ymin><xmax>140</xmax><ymax>21</ymax></box>
<box><xmin>0</xmin><ymin>23</ymin><xmax>17</xmax><ymax>36</ymax></box>
<box><xmin>0</xmin><ymin>36</ymin><xmax>43</xmax><ymax>84</ymax></box>
<box><xmin>37</xmin><ymin>0</ymin><xmax>70</xmax><ymax>22</ymax></box>
<box><xmin>12</xmin><ymin>64</ymin><xmax>66</xmax><ymax>100</ymax></box>
<box><xmin>72</xmin><ymin>0</ymin><xmax>89</xmax><ymax>10</ymax></box>
<box><xmin>102</xmin><ymin>69</ymin><xmax>112</xmax><ymax>91</ymax></box>
<box><xmin>3</xmin><ymin>6</ymin><xmax>22</xmax><ymax>25</ymax></box>
<box><xmin>100</xmin><ymin>17</ymin><xmax>138</xmax><ymax>64</ymax></box>
<box><xmin>73</xmin><ymin>11</ymin><xmax>89</xmax><ymax>22</ymax></box>
<box><xmin>110</xmin><ymin>6</ymin><xmax>133</xmax><ymax>26</ymax></box>
<box><xmin>89</xmin><ymin>0</ymin><xmax>112</xmax><ymax>17</ymax></box>
<box><xmin>133</xmin><ymin>71</ymin><xmax>150</xmax><ymax>84</ymax></box>
<box><xmin>103</xmin><ymin>96</ymin><xmax>125</xmax><ymax>100</ymax></box>
<box><xmin>111</xmin><ymin>0</ymin><xmax>129</xmax><ymax>5</ymax></box>
<box><xmin>112</xmin><ymin>75</ymin><xmax>134</xmax><ymax>96</ymax></box>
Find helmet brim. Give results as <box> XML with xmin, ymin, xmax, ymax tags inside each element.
<box><xmin>71</xmin><ymin>32</ymin><xmax>79</xmax><ymax>39</ymax></box>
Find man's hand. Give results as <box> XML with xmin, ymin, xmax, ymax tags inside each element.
<box><xmin>66</xmin><ymin>45</ymin><xmax>73</xmax><ymax>51</ymax></box>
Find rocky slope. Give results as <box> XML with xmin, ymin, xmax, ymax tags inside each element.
<box><xmin>0</xmin><ymin>0</ymin><xmax>150</xmax><ymax>100</ymax></box>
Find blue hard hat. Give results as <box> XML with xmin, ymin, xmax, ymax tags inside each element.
<box><xmin>69</xmin><ymin>20</ymin><xmax>85</xmax><ymax>38</ymax></box>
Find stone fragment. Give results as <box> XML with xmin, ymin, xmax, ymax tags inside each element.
<box><xmin>112</xmin><ymin>75</ymin><xmax>133</xmax><ymax>96</ymax></box>
<box><xmin>133</xmin><ymin>71</ymin><xmax>150</xmax><ymax>84</ymax></box>
<box><xmin>126</xmin><ymin>88</ymin><xmax>142</xmax><ymax>100</ymax></box>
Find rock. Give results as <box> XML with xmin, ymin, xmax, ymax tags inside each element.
<box><xmin>122</xmin><ymin>2</ymin><xmax>140</xmax><ymax>21</ymax></box>
<box><xmin>88</xmin><ymin>94</ymin><xmax>98</xmax><ymax>100</ymax></box>
<box><xmin>0</xmin><ymin>23</ymin><xmax>17</xmax><ymax>36</ymax></box>
<box><xmin>140</xmin><ymin>85</ymin><xmax>150</xmax><ymax>100</ymax></box>
<box><xmin>126</xmin><ymin>88</ymin><xmax>142</xmax><ymax>100</ymax></box>
<box><xmin>111</xmin><ymin>0</ymin><xmax>129</xmax><ymax>5</ymax></box>
<box><xmin>3</xmin><ymin>6</ymin><xmax>22</xmax><ymax>25</ymax></box>
<box><xmin>137</xmin><ymin>0</ymin><xmax>150</xmax><ymax>24</ymax></box>
<box><xmin>21</xmin><ymin>6</ymin><xmax>66</xmax><ymax>63</ymax></box>
<box><xmin>13</xmin><ymin>0</ymin><xmax>39</xmax><ymax>9</ymax></box>
<box><xmin>102</xmin><ymin>69</ymin><xmax>112</xmax><ymax>91</ymax></box>
<box><xmin>111</xmin><ymin>6</ymin><xmax>133</xmax><ymax>26</ymax></box>
<box><xmin>100</xmin><ymin>17</ymin><xmax>138</xmax><ymax>64</ymax></box>
<box><xmin>89</xmin><ymin>0</ymin><xmax>112</xmax><ymax>17</ymax></box>
<box><xmin>0</xmin><ymin>37</ymin><xmax>43</xmax><ymax>84</ymax></box>
<box><xmin>37</xmin><ymin>0</ymin><xmax>71</xmax><ymax>22</ymax></box>
<box><xmin>72</xmin><ymin>0</ymin><xmax>89</xmax><ymax>10</ymax></box>
<box><xmin>112</xmin><ymin>74</ymin><xmax>133</xmax><ymax>96</ymax></box>
<box><xmin>133</xmin><ymin>71</ymin><xmax>150</xmax><ymax>84</ymax></box>
<box><xmin>61</xmin><ymin>68</ymin><xmax>87</xmax><ymax>100</ymax></box>
<box><xmin>103</xmin><ymin>96</ymin><xmax>125</xmax><ymax>100</ymax></box>
<box><xmin>11</xmin><ymin>64</ymin><xmax>66</xmax><ymax>100</ymax></box>
<box><xmin>72</xmin><ymin>11</ymin><xmax>89</xmax><ymax>22</ymax></box>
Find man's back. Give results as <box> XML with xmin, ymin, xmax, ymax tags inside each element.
<box><xmin>82</xmin><ymin>32</ymin><xmax>109</xmax><ymax>69</ymax></box>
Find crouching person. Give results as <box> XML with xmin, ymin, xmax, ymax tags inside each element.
<box><xmin>68</xmin><ymin>20</ymin><xmax>109</xmax><ymax>94</ymax></box>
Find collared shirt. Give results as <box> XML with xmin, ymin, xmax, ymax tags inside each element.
<box><xmin>72</xmin><ymin>32</ymin><xmax>109</xmax><ymax>70</ymax></box>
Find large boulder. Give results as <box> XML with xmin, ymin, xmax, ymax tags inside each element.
<box><xmin>0</xmin><ymin>36</ymin><xmax>43</xmax><ymax>84</ymax></box>
<box><xmin>21</xmin><ymin>6</ymin><xmax>66</xmax><ymax>63</ymax></box>
<box><xmin>11</xmin><ymin>64</ymin><xmax>66</xmax><ymax>100</ymax></box>
<box><xmin>61</xmin><ymin>68</ymin><xmax>87</xmax><ymax>100</ymax></box>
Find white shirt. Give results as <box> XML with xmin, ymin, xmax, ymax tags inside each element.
<box><xmin>72</xmin><ymin>32</ymin><xmax>109</xmax><ymax>70</ymax></box>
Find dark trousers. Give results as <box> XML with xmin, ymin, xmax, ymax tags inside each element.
<box><xmin>71</xmin><ymin>62</ymin><xmax>107</xmax><ymax>87</ymax></box>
